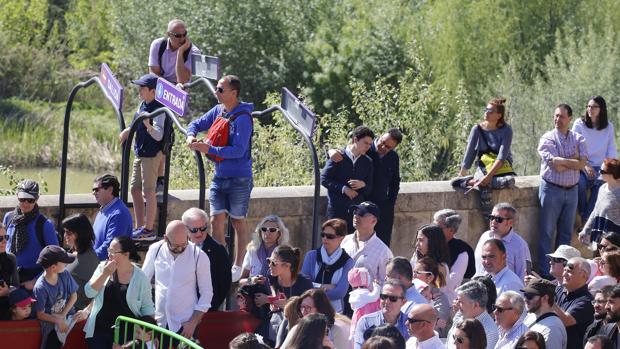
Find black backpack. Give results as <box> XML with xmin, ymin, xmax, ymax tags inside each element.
<box><xmin>6</xmin><ymin>212</ymin><xmax>60</xmax><ymax>248</ymax></box>
<box><xmin>157</xmin><ymin>38</ymin><xmax>193</xmax><ymax>77</ymax></box>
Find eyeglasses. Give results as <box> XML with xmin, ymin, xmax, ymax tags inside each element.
<box><xmin>320</xmin><ymin>232</ymin><xmax>337</xmax><ymax>240</ymax></box>
<box><xmin>167</xmin><ymin>239</ymin><xmax>188</xmax><ymax>253</ymax></box>
<box><xmin>18</xmin><ymin>198</ymin><xmax>35</xmax><ymax>203</ymax></box>
<box><xmin>169</xmin><ymin>31</ymin><xmax>187</xmax><ymax>38</ymax></box>
<box><xmin>0</xmin><ymin>235</ymin><xmax>8</xmax><ymax>242</ymax></box>
<box><xmin>379</xmin><ymin>294</ymin><xmax>403</xmax><ymax>302</ymax></box>
<box><xmin>300</xmin><ymin>305</ymin><xmax>315</xmax><ymax>313</ymax></box>
<box><xmin>485</xmin><ymin>107</ymin><xmax>497</xmax><ymax>113</ymax></box>
<box><xmin>587</xmin><ymin>104</ymin><xmax>600</xmax><ymax>109</ymax></box>
<box><xmin>523</xmin><ymin>293</ymin><xmax>539</xmax><ymax>300</ymax></box>
<box><xmin>592</xmin><ymin>299</ymin><xmax>607</xmax><ymax>305</ymax></box>
<box><xmin>187</xmin><ymin>225</ymin><xmax>208</xmax><ymax>234</ymax></box>
<box><xmin>260</xmin><ymin>227</ymin><xmax>279</xmax><ymax>234</ymax></box>
<box><xmin>92</xmin><ymin>186</ymin><xmax>104</xmax><ymax>193</ymax></box>
<box><xmin>485</xmin><ymin>214</ymin><xmax>511</xmax><ymax>223</ymax></box>
<box><xmin>413</xmin><ymin>270</ymin><xmax>433</xmax><ymax>277</ymax></box>
<box><xmin>492</xmin><ymin>305</ymin><xmax>514</xmax><ymax>313</ymax></box>
<box><xmin>550</xmin><ymin>257</ymin><xmax>567</xmax><ymax>266</ymax></box>
<box><xmin>108</xmin><ymin>248</ymin><xmax>123</xmax><ymax>256</ymax></box>
<box><xmin>406</xmin><ymin>317</ymin><xmax>429</xmax><ymax>324</ymax></box>
<box><xmin>453</xmin><ymin>335</ymin><xmax>466</xmax><ymax>344</ymax></box>
<box><xmin>215</xmin><ymin>87</ymin><xmax>225</xmax><ymax>93</ymax></box>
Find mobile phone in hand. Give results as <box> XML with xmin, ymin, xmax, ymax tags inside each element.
<box><xmin>526</xmin><ymin>260</ymin><xmax>533</xmax><ymax>275</ymax></box>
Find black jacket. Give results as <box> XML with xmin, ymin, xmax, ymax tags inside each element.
<box><xmin>200</xmin><ymin>235</ymin><xmax>232</xmax><ymax>311</ymax></box>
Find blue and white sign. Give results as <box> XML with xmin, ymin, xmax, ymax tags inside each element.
<box><xmin>155</xmin><ymin>78</ymin><xmax>188</xmax><ymax>116</ymax></box>
<box><xmin>191</xmin><ymin>54</ymin><xmax>221</xmax><ymax>81</ymax></box>
<box><xmin>99</xmin><ymin>63</ymin><xmax>124</xmax><ymax>110</ymax></box>
<box><xmin>280</xmin><ymin>87</ymin><xmax>317</xmax><ymax>138</ymax></box>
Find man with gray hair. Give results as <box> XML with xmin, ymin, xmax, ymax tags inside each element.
<box><xmin>493</xmin><ymin>291</ymin><xmax>528</xmax><ymax>349</ymax></box>
<box><xmin>142</xmin><ymin>220</ymin><xmax>213</xmax><ymax>340</ymax></box>
<box><xmin>434</xmin><ymin>209</ymin><xmax>475</xmax><ymax>290</ymax></box>
<box><xmin>553</xmin><ymin>257</ymin><xmax>594</xmax><ymax>349</ymax></box>
<box><xmin>149</xmin><ymin>19</ymin><xmax>201</xmax><ymax>85</ymax></box>
<box><xmin>447</xmin><ymin>280</ymin><xmax>499</xmax><ymax>349</ymax></box>
<box><xmin>182</xmin><ymin>207</ymin><xmax>230</xmax><ymax>311</ymax></box>
<box><xmin>474</xmin><ymin>202</ymin><xmax>531</xmax><ymax>279</ymax></box>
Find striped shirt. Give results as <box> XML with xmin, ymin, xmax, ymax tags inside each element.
<box><xmin>538</xmin><ymin>129</ymin><xmax>587</xmax><ymax>187</ymax></box>
<box><xmin>447</xmin><ymin>311</ymin><xmax>499</xmax><ymax>349</ymax></box>
<box><xmin>494</xmin><ymin>320</ymin><xmax>528</xmax><ymax>349</ymax></box>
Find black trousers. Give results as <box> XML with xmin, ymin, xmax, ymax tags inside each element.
<box><xmin>374</xmin><ymin>204</ymin><xmax>395</xmax><ymax>246</ymax></box>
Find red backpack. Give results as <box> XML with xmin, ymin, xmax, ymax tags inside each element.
<box><xmin>204</xmin><ymin>111</ymin><xmax>251</xmax><ymax>162</ymax></box>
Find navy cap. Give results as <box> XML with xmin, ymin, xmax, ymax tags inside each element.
<box><xmin>8</xmin><ymin>288</ymin><xmax>36</xmax><ymax>307</ymax></box>
<box><xmin>37</xmin><ymin>245</ymin><xmax>75</xmax><ymax>268</ymax></box>
<box><xmin>131</xmin><ymin>73</ymin><xmax>159</xmax><ymax>90</ymax></box>
<box><xmin>349</xmin><ymin>201</ymin><xmax>380</xmax><ymax>218</ymax></box>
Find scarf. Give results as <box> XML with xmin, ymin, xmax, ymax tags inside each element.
<box><xmin>257</xmin><ymin>243</ymin><xmax>276</xmax><ymax>278</ymax></box>
<box><xmin>9</xmin><ymin>205</ymin><xmax>40</xmax><ymax>254</ymax></box>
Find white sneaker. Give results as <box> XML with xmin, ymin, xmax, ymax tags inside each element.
<box><xmin>231</xmin><ymin>265</ymin><xmax>242</xmax><ymax>283</ymax></box>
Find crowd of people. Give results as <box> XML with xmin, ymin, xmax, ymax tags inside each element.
<box><xmin>0</xmin><ymin>17</ymin><xmax>619</xmax><ymax>349</ymax></box>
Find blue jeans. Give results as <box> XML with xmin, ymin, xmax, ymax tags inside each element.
<box><xmin>209</xmin><ymin>176</ymin><xmax>253</xmax><ymax>219</ymax></box>
<box><xmin>577</xmin><ymin>166</ymin><xmax>602</xmax><ymax>222</ymax></box>
<box><xmin>537</xmin><ymin>179</ymin><xmax>578</xmax><ymax>277</ymax></box>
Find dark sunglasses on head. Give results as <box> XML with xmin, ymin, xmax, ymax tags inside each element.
<box><xmin>453</xmin><ymin>334</ymin><xmax>466</xmax><ymax>344</ymax></box>
<box><xmin>379</xmin><ymin>294</ymin><xmax>402</xmax><ymax>302</ymax></box>
<box><xmin>320</xmin><ymin>232</ymin><xmax>337</xmax><ymax>240</ymax></box>
<box><xmin>260</xmin><ymin>227</ymin><xmax>279</xmax><ymax>233</ymax></box>
<box><xmin>169</xmin><ymin>31</ymin><xmax>187</xmax><ymax>38</ymax></box>
<box><xmin>485</xmin><ymin>214</ymin><xmax>510</xmax><ymax>223</ymax></box>
<box><xmin>550</xmin><ymin>257</ymin><xmax>567</xmax><ymax>265</ymax></box>
<box><xmin>187</xmin><ymin>225</ymin><xmax>208</xmax><ymax>234</ymax></box>
<box><xmin>0</xmin><ymin>235</ymin><xmax>8</xmax><ymax>242</ymax></box>
<box><xmin>406</xmin><ymin>317</ymin><xmax>429</xmax><ymax>324</ymax></box>
<box><xmin>492</xmin><ymin>305</ymin><xmax>514</xmax><ymax>313</ymax></box>
<box><xmin>18</xmin><ymin>198</ymin><xmax>35</xmax><ymax>204</ymax></box>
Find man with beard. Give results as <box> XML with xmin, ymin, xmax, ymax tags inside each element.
<box><xmin>598</xmin><ymin>284</ymin><xmax>620</xmax><ymax>347</ymax></box>
<box><xmin>522</xmin><ymin>278</ymin><xmax>567</xmax><ymax>349</ymax></box>
<box><xmin>584</xmin><ymin>285</ymin><xmax>614</xmax><ymax>346</ymax></box>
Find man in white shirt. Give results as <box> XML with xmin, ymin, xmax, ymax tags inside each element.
<box><xmin>142</xmin><ymin>220</ymin><xmax>213</xmax><ymax>339</ymax></box>
<box><xmin>522</xmin><ymin>278</ymin><xmax>567</xmax><ymax>349</ymax></box>
<box><xmin>342</xmin><ymin>202</ymin><xmax>394</xmax><ymax>282</ymax></box>
<box><xmin>474</xmin><ymin>203</ymin><xmax>532</xmax><ymax>279</ymax></box>
<box><xmin>493</xmin><ymin>291</ymin><xmax>528</xmax><ymax>349</ymax></box>
<box><xmin>480</xmin><ymin>239</ymin><xmax>524</xmax><ymax>295</ymax></box>
<box><xmin>405</xmin><ymin>303</ymin><xmax>443</xmax><ymax>349</ymax></box>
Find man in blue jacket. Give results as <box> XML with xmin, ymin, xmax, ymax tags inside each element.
<box><xmin>186</xmin><ymin>75</ymin><xmax>253</xmax><ymax>281</ymax></box>
<box><xmin>92</xmin><ymin>174</ymin><xmax>133</xmax><ymax>260</ymax></box>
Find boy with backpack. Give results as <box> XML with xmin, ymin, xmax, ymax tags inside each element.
<box><xmin>33</xmin><ymin>245</ymin><xmax>78</xmax><ymax>349</ymax></box>
<box><xmin>120</xmin><ymin>73</ymin><xmax>166</xmax><ymax>241</ymax></box>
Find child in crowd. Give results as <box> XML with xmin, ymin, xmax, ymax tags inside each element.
<box><xmin>8</xmin><ymin>287</ymin><xmax>36</xmax><ymax>320</ymax></box>
<box><xmin>33</xmin><ymin>245</ymin><xmax>78</xmax><ymax>349</ymax></box>
<box><xmin>119</xmin><ymin>73</ymin><xmax>166</xmax><ymax>241</ymax></box>
<box><xmin>348</xmin><ymin>267</ymin><xmax>380</xmax><ymax>339</ymax></box>
<box><xmin>112</xmin><ymin>316</ymin><xmax>160</xmax><ymax>349</ymax></box>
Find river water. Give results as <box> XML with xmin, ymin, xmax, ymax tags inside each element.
<box><xmin>0</xmin><ymin>167</ymin><xmax>102</xmax><ymax>195</ymax></box>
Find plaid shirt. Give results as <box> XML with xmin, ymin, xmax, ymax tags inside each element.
<box><xmin>538</xmin><ymin>128</ymin><xmax>587</xmax><ymax>187</ymax></box>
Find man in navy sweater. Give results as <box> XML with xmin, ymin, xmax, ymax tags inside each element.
<box><xmin>327</xmin><ymin>128</ymin><xmax>402</xmax><ymax>244</ymax></box>
<box><xmin>186</xmin><ymin>75</ymin><xmax>254</xmax><ymax>281</ymax></box>
<box><xmin>321</xmin><ymin>126</ymin><xmax>375</xmax><ymax>233</ymax></box>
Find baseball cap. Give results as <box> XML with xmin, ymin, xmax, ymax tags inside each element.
<box><xmin>521</xmin><ymin>278</ymin><xmax>556</xmax><ymax>297</ymax></box>
<box><xmin>37</xmin><ymin>245</ymin><xmax>75</xmax><ymax>268</ymax></box>
<box><xmin>8</xmin><ymin>288</ymin><xmax>36</xmax><ymax>308</ymax></box>
<box><xmin>17</xmin><ymin>179</ymin><xmax>39</xmax><ymax>200</ymax></box>
<box><xmin>546</xmin><ymin>245</ymin><xmax>581</xmax><ymax>261</ymax></box>
<box><xmin>350</xmin><ymin>201</ymin><xmax>380</xmax><ymax>218</ymax></box>
<box><xmin>131</xmin><ymin>73</ymin><xmax>159</xmax><ymax>90</ymax></box>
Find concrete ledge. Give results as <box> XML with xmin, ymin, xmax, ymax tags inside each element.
<box><xmin>0</xmin><ymin>176</ymin><xmax>543</xmax><ymax>263</ymax></box>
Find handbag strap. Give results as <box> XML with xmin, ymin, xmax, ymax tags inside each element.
<box><xmin>477</xmin><ymin>124</ymin><xmax>497</xmax><ymax>154</ymax></box>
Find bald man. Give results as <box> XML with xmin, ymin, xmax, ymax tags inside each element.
<box><xmin>142</xmin><ymin>220</ymin><xmax>213</xmax><ymax>340</ymax></box>
<box><xmin>405</xmin><ymin>303</ymin><xmax>443</xmax><ymax>349</ymax></box>
<box><xmin>148</xmin><ymin>19</ymin><xmax>201</xmax><ymax>84</ymax></box>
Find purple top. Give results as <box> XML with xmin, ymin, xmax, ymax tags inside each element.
<box><xmin>148</xmin><ymin>38</ymin><xmax>201</xmax><ymax>84</ymax></box>
<box><xmin>537</xmin><ymin>129</ymin><xmax>587</xmax><ymax>187</ymax></box>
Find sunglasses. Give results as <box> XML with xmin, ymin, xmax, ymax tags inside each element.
<box><xmin>492</xmin><ymin>305</ymin><xmax>514</xmax><ymax>313</ymax></box>
<box><xmin>0</xmin><ymin>235</ymin><xmax>8</xmax><ymax>242</ymax></box>
<box><xmin>565</xmin><ymin>263</ymin><xmax>576</xmax><ymax>271</ymax></box>
<box><xmin>406</xmin><ymin>317</ymin><xmax>429</xmax><ymax>324</ymax></box>
<box><xmin>523</xmin><ymin>292</ymin><xmax>539</xmax><ymax>300</ymax></box>
<box><xmin>598</xmin><ymin>243</ymin><xmax>619</xmax><ymax>252</ymax></box>
<box><xmin>485</xmin><ymin>107</ymin><xmax>497</xmax><ymax>113</ymax></box>
<box><xmin>92</xmin><ymin>186</ymin><xmax>105</xmax><ymax>193</ymax></box>
<box><xmin>550</xmin><ymin>257</ymin><xmax>567</xmax><ymax>265</ymax></box>
<box><xmin>169</xmin><ymin>31</ymin><xmax>187</xmax><ymax>38</ymax></box>
<box><xmin>587</xmin><ymin>104</ymin><xmax>600</xmax><ymax>109</ymax></box>
<box><xmin>379</xmin><ymin>294</ymin><xmax>403</xmax><ymax>302</ymax></box>
<box><xmin>320</xmin><ymin>232</ymin><xmax>337</xmax><ymax>240</ymax></box>
<box><xmin>187</xmin><ymin>225</ymin><xmax>208</xmax><ymax>234</ymax></box>
<box><xmin>260</xmin><ymin>227</ymin><xmax>279</xmax><ymax>234</ymax></box>
<box><xmin>413</xmin><ymin>270</ymin><xmax>433</xmax><ymax>276</ymax></box>
<box><xmin>215</xmin><ymin>87</ymin><xmax>225</xmax><ymax>93</ymax></box>
<box><xmin>485</xmin><ymin>214</ymin><xmax>510</xmax><ymax>223</ymax></box>
<box><xmin>453</xmin><ymin>334</ymin><xmax>466</xmax><ymax>344</ymax></box>
<box><xmin>18</xmin><ymin>198</ymin><xmax>35</xmax><ymax>203</ymax></box>
<box><xmin>600</xmin><ymin>168</ymin><xmax>610</xmax><ymax>175</ymax></box>
<box><xmin>353</xmin><ymin>209</ymin><xmax>370</xmax><ymax>217</ymax></box>
<box><xmin>267</xmin><ymin>258</ymin><xmax>285</xmax><ymax>267</ymax></box>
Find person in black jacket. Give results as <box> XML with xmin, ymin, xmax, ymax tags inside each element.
<box><xmin>327</xmin><ymin>128</ymin><xmax>402</xmax><ymax>244</ymax></box>
<box><xmin>182</xmin><ymin>207</ymin><xmax>231</xmax><ymax>311</ymax></box>
<box><xmin>321</xmin><ymin>126</ymin><xmax>375</xmax><ymax>233</ymax></box>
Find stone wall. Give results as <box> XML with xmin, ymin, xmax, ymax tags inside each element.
<box><xmin>0</xmin><ymin>176</ymin><xmax>547</xmax><ymax>266</ymax></box>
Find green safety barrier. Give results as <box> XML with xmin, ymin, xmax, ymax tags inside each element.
<box><xmin>113</xmin><ymin>315</ymin><xmax>203</xmax><ymax>349</ymax></box>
